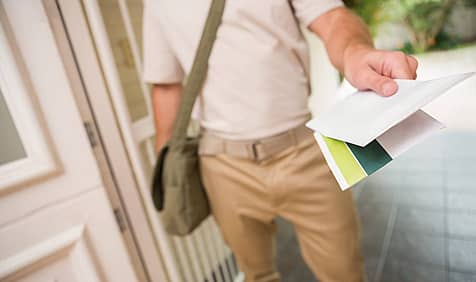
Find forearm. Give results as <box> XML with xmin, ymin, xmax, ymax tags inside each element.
<box><xmin>151</xmin><ymin>83</ymin><xmax>182</xmax><ymax>150</ymax></box>
<box><xmin>309</xmin><ymin>7</ymin><xmax>373</xmax><ymax>73</ymax></box>
<box><xmin>309</xmin><ymin>7</ymin><xmax>417</xmax><ymax>96</ymax></box>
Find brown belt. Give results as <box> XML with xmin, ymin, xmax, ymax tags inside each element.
<box><xmin>198</xmin><ymin>124</ymin><xmax>312</xmax><ymax>162</ymax></box>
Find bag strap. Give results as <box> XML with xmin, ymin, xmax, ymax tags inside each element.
<box><xmin>171</xmin><ymin>0</ymin><xmax>225</xmax><ymax>142</ymax></box>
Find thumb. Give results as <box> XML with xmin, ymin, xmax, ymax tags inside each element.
<box><xmin>360</xmin><ymin>69</ymin><xmax>398</xmax><ymax>96</ymax></box>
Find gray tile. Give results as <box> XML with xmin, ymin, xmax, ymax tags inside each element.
<box><xmin>281</xmin><ymin>269</ymin><xmax>317</xmax><ymax>282</ymax></box>
<box><xmin>276</xmin><ymin>220</ymin><xmax>300</xmax><ymax>257</ymax></box>
<box><xmin>446</xmin><ymin>171</ymin><xmax>476</xmax><ymax>193</ymax></box>
<box><xmin>401</xmin><ymin>157</ymin><xmax>444</xmax><ymax>173</ymax></box>
<box><xmin>414</xmin><ymin>155</ymin><xmax>444</xmax><ymax>165</ymax></box>
<box><xmin>444</xmin><ymin>147</ymin><xmax>476</xmax><ymax>160</ymax></box>
<box><xmin>351</xmin><ymin>181</ymin><xmax>366</xmax><ymax>201</ymax></box>
<box><xmin>402</xmin><ymin>172</ymin><xmax>445</xmax><ymax>190</ymax></box>
<box><xmin>448</xmin><ymin>212</ymin><xmax>476</xmax><ymax>238</ymax></box>
<box><xmin>388</xmin><ymin>231</ymin><xmax>446</xmax><ymax>266</ymax></box>
<box><xmin>397</xmin><ymin>190</ymin><xmax>445</xmax><ymax>209</ymax></box>
<box><xmin>444</xmin><ymin>156</ymin><xmax>476</xmax><ymax>164</ymax></box>
<box><xmin>449</xmin><ymin>271</ymin><xmax>476</xmax><ymax>282</ymax></box>
<box><xmin>380</xmin><ymin>258</ymin><xmax>446</xmax><ymax>282</ymax></box>
<box><xmin>449</xmin><ymin>239</ymin><xmax>476</xmax><ymax>272</ymax></box>
<box><xmin>357</xmin><ymin>202</ymin><xmax>392</xmax><ymax>227</ymax></box>
<box><xmin>448</xmin><ymin>194</ymin><xmax>476</xmax><ymax>212</ymax></box>
<box><xmin>440</xmin><ymin>132</ymin><xmax>476</xmax><ymax>151</ymax></box>
<box><xmin>357</xmin><ymin>203</ymin><xmax>391</xmax><ymax>256</ymax></box>
<box><xmin>278</xmin><ymin>254</ymin><xmax>315</xmax><ymax>282</ymax></box>
<box><xmin>357</xmin><ymin>180</ymin><xmax>398</xmax><ymax>204</ymax></box>
<box><xmin>445</xmin><ymin>161</ymin><xmax>476</xmax><ymax>172</ymax></box>
<box><xmin>276</xmin><ymin>236</ymin><xmax>300</xmax><ymax>261</ymax></box>
<box><xmin>275</xmin><ymin>131</ymin><xmax>476</xmax><ymax>282</ymax></box>
<box><xmin>394</xmin><ymin>207</ymin><xmax>444</xmax><ymax>235</ymax></box>
<box><xmin>277</xmin><ymin>248</ymin><xmax>311</xmax><ymax>279</ymax></box>
<box><xmin>383</xmin><ymin>157</ymin><xmax>408</xmax><ymax>171</ymax></box>
<box><xmin>275</xmin><ymin>218</ymin><xmax>316</xmax><ymax>281</ymax></box>
<box><xmin>364</xmin><ymin>256</ymin><xmax>379</xmax><ymax>282</ymax></box>
<box><xmin>367</xmin><ymin>169</ymin><xmax>403</xmax><ymax>188</ymax></box>
<box><xmin>356</xmin><ymin>203</ymin><xmax>392</xmax><ymax>281</ymax></box>
<box><xmin>276</xmin><ymin>218</ymin><xmax>295</xmax><ymax>245</ymax></box>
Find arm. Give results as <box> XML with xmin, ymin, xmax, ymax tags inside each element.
<box><xmin>151</xmin><ymin>83</ymin><xmax>182</xmax><ymax>151</ymax></box>
<box><xmin>309</xmin><ymin>7</ymin><xmax>418</xmax><ymax>96</ymax></box>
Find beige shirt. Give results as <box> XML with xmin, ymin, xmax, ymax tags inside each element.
<box><xmin>143</xmin><ymin>0</ymin><xmax>343</xmax><ymax>140</ymax></box>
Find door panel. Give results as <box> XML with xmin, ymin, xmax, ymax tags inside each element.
<box><xmin>0</xmin><ymin>90</ymin><xmax>26</xmax><ymax>165</ymax></box>
<box><xmin>0</xmin><ymin>189</ymin><xmax>134</xmax><ymax>282</ymax></box>
<box><xmin>0</xmin><ymin>0</ymin><xmax>100</xmax><ymax>225</ymax></box>
<box><xmin>0</xmin><ymin>0</ymin><xmax>138</xmax><ymax>281</ymax></box>
<box><xmin>0</xmin><ymin>10</ymin><xmax>58</xmax><ymax>193</ymax></box>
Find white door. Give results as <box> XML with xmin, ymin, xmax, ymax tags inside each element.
<box><xmin>0</xmin><ymin>1</ymin><xmax>138</xmax><ymax>281</ymax></box>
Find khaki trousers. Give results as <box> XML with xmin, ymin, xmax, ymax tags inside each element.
<box><xmin>199</xmin><ymin>129</ymin><xmax>365</xmax><ymax>282</ymax></box>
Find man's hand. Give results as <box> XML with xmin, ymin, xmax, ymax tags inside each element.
<box><xmin>310</xmin><ymin>7</ymin><xmax>418</xmax><ymax>96</ymax></box>
<box><xmin>343</xmin><ymin>45</ymin><xmax>418</xmax><ymax>96</ymax></box>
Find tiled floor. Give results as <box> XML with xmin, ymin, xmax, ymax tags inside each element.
<box><xmin>276</xmin><ymin>131</ymin><xmax>476</xmax><ymax>282</ymax></box>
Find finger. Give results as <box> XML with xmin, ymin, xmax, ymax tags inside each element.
<box><xmin>368</xmin><ymin>51</ymin><xmax>414</xmax><ymax>80</ymax></box>
<box><xmin>386</xmin><ymin>52</ymin><xmax>414</xmax><ymax>80</ymax></box>
<box><xmin>356</xmin><ymin>67</ymin><xmax>398</xmax><ymax>96</ymax></box>
<box><xmin>406</xmin><ymin>55</ymin><xmax>418</xmax><ymax>79</ymax></box>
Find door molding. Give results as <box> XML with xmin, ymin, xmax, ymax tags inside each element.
<box><xmin>0</xmin><ymin>7</ymin><xmax>59</xmax><ymax>192</ymax></box>
<box><xmin>41</xmin><ymin>0</ymin><xmax>169</xmax><ymax>281</ymax></box>
<box><xmin>0</xmin><ymin>224</ymin><xmax>84</xmax><ymax>279</ymax></box>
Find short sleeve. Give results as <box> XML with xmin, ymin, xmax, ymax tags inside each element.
<box><xmin>290</xmin><ymin>0</ymin><xmax>344</xmax><ymax>27</ymax></box>
<box><xmin>142</xmin><ymin>0</ymin><xmax>184</xmax><ymax>84</ymax></box>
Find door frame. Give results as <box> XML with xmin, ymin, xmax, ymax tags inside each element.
<box><xmin>41</xmin><ymin>0</ymin><xmax>171</xmax><ymax>281</ymax></box>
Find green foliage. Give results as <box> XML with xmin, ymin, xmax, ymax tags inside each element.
<box><xmin>462</xmin><ymin>0</ymin><xmax>476</xmax><ymax>6</ymax></box>
<box><xmin>387</xmin><ymin>0</ymin><xmax>456</xmax><ymax>53</ymax></box>
<box><xmin>399</xmin><ymin>31</ymin><xmax>460</xmax><ymax>53</ymax></box>
<box><xmin>346</xmin><ymin>0</ymin><xmax>464</xmax><ymax>53</ymax></box>
<box><xmin>343</xmin><ymin>0</ymin><xmax>388</xmax><ymax>35</ymax></box>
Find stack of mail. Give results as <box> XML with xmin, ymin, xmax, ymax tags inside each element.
<box><xmin>306</xmin><ymin>72</ymin><xmax>475</xmax><ymax>190</ymax></box>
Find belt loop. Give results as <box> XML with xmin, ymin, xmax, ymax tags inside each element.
<box><xmin>289</xmin><ymin>126</ymin><xmax>298</xmax><ymax>146</ymax></box>
<box><xmin>251</xmin><ymin>141</ymin><xmax>260</xmax><ymax>161</ymax></box>
<box><xmin>245</xmin><ymin>143</ymin><xmax>256</xmax><ymax>160</ymax></box>
<box><xmin>221</xmin><ymin>139</ymin><xmax>227</xmax><ymax>155</ymax></box>
<box><xmin>251</xmin><ymin>142</ymin><xmax>257</xmax><ymax>160</ymax></box>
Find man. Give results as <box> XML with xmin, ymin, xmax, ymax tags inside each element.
<box><xmin>143</xmin><ymin>1</ymin><xmax>418</xmax><ymax>281</ymax></box>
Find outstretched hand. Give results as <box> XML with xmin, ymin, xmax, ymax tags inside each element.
<box><xmin>343</xmin><ymin>45</ymin><xmax>418</xmax><ymax>96</ymax></box>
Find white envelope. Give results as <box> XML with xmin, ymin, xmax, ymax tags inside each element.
<box><xmin>307</xmin><ymin>72</ymin><xmax>475</xmax><ymax>147</ymax></box>
<box><xmin>306</xmin><ymin>72</ymin><xmax>475</xmax><ymax>190</ymax></box>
